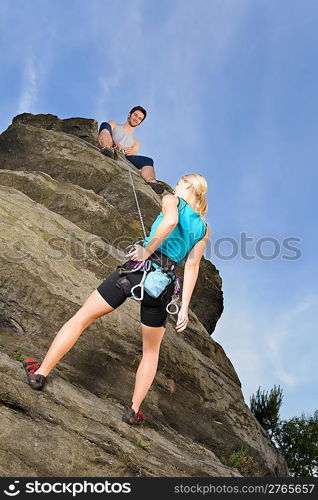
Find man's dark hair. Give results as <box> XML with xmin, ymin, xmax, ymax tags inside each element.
<box><xmin>129</xmin><ymin>106</ymin><xmax>147</xmax><ymax>122</ymax></box>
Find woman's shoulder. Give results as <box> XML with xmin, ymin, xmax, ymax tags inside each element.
<box><xmin>161</xmin><ymin>194</ymin><xmax>180</xmax><ymax>207</ymax></box>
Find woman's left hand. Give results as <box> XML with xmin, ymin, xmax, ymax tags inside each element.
<box><xmin>175</xmin><ymin>305</ymin><xmax>189</xmax><ymax>332</ymax></box>
<box><xmin>126</xmin><ymin>244</ymin><xmax>150</xmax><ymax>261</ymax></box>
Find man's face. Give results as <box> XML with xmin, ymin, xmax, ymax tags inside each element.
<box><xmin>128</xmin><ymin>110</ymin><xmax>145</xmax><ymax>127</ymax></box>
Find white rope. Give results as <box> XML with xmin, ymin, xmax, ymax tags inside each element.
<box><xmin>123</xmin><ymin>153</ymin><xmax>147</xmax><ymax>239</ymax></box>
<box><xmin>92</xmin><ymin>141</ymin><xmax>147</xmax><ymax>240</ymax></box>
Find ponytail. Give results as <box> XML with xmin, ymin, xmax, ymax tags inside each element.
<box><xmin>181</xmin><ymin>173</ymin><xmax>208</xmax><ymax>223</ymax></box>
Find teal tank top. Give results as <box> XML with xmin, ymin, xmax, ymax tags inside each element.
<box><xmin>143</xmin><ymin>196</ymin><xmax>207</xmax><ymax>265</ymax></box>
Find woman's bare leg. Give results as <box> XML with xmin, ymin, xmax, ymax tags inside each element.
<box><xmin>130</xmin><ymin>323</ymin><xmax>166</xmax><ymax>412</ymax></box>
<box><xmin>34</xmin><ymin>290</ymin><xmax>114</xmax><ymax>377</ymax></box>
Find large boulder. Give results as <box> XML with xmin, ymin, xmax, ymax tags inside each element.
<box><xmin>0</xmin><ymin>114</ymin><xmax>288</xmax><ymax>477</ymax></box>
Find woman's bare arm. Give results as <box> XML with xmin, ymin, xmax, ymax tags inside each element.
<box><xmin>126</xmin><ymin>194</ymin><xmax>179</xmax><ymax>261</ymax></box>
<box><xmin>143</xmin><ymin>194</ymin><xmax>179</xmax><ymax>257</ymax></box>
<box><xmin>176</xmin><ymin>222</ymin><xmax>211</xmax><ymax>332</ymax></box>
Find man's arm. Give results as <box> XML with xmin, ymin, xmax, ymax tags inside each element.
<box><xmin>107</xmin><ymin>120</ymin><xmax>117</xmax><ymax>129</ymax></box>
<box><xmin>125</xmin><ymin>137</ymin><xmax>140</xmax><ymax>156</ymax></box>
<box><xmin>132</xmin><ymin>138</ymin><xmax>140</xmax><ymax>154</ymax></box>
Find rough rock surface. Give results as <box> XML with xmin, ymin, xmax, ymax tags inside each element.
<box><xmin>0</xmin><ymin>114</ymin><xmax>288</xmax><ymax>477</ymax></box>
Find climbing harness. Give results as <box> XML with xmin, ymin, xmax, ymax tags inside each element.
<box><xmin>130</xmin><ymin>258</ymin><xmax>152</xmax><ymax>301</ymax></box>
<box><xmin>117</xmin><ymin>243</ymin><xmax>181</xmax><ymax>314</ymax></box>
<box><xmin>108</xmin><ymin>148</ymin><xmax>181</xmax><ymax>314</ymax></box>
<box><xmin>91</xmin><ymin>140</ymin><xmax>181</xmax><ymax>314</ymax></box>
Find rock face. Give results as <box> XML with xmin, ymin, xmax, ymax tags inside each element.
<box><xmin>0</xmin><ymin>113</ymin><xmax>288</xmax><ymax>477</ymax></box>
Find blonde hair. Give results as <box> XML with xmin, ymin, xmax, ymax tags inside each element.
<box><xmin>181</xmin><ymin>173</ymin><xmax>208</xmax><ymax>223</ymax></box>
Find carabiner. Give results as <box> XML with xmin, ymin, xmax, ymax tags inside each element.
<box><xmin>130</xmin><ymin>277</ymin><xmax>146</xmax><ymax>300</ymax></box>
<box><xmin>130</xmin><ymin>259</ymin><xmax>152</xmax><ymax>301</ymax></box>
<box><xmin>166</xmin><ymin>294</ymin><xmax>180</xmax><ymax>315</ymax></box>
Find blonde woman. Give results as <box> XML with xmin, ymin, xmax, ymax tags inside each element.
<box><xmin>24</xmin><ymin>174</ymin><xmax>211</xmax><ymax>425</ymax></box>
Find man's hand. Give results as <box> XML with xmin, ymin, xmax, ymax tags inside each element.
<box><xmin>115</xmin><ymin>143</ymin><xmax>123</xmax><ymax>151</ymax></box>
<box><xmin>175</xmin><ymin>305</ymin><xmax>189</xmax><ymax>332</ymax></box>
<box><xmin>124</xmin><ymin>146</ymin><xmax>134</xmax><ymax>156</ymax></box>
<box><xmin>125</xmin><ymin>244</ymin><xmax>151</xmax><ymax>261</ymax></box>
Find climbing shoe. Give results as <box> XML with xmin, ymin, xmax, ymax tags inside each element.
<box><xmin>147</xmin><ymin>182</ymin><xmax>164</xmax><ymax>194</ymax></box>
<box><xmin>23</xmin><ymin>357</ymin><xmax>46</xmax><ymax>390</ymax></box>
<box><xmin>26</xmin><ymin>373</ymin><xmax>47</xmax><ymax>390</ymax></box>
<box><xmin>23</xmin><ymin>357</ymin><xmax>41</xmax><ymax>374</ymax></box>
<box><xmin>122</xmin><ymin>402</ymin><xmax>146</xmax><ymax>425</ymax></box>
<box><xmin>100</xmin><ymin>147</ymin><xmax>115</xmax><ymax>159</ymax></box>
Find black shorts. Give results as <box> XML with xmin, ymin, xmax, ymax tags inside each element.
<box><xmin>96</xmin><ymin>260</ymin><xmax>175</xmax><ymax>327</ymax></box>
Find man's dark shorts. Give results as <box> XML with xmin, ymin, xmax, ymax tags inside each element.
<box><xmin>96</xmin><ymin>260</ymin><xmax>175</xmax><ymax>328</ymax></box>
<box><xmin>99</xmin><ymin>122</ymin><xmax>154</xmax><ymax>169</ymax></box>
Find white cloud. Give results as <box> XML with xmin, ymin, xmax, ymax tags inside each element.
<box><xmin>17</xmin><ymin>55</ymin><xmax>38</xmax><ymax>114</ymax></box>
<box><xmin>264</xmin><ymin>293</ymin><xmax>318</xmax><ymax>388</ymax></box>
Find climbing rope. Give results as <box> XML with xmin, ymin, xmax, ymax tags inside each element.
<box><xmin>88</xmin><ymin>141</ymin><xmax>147</xmax><ymax>238</ymax></box>
<box><xmin>123</xmin><ymin>150</ymin><xmax>147</xmax><ymax>239</ymax></box>
<box><xmin>88</xmin><ymin>140</ymin><xmax>181</xmax><ymax>314</ymax></box>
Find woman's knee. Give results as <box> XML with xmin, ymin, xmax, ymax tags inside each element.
<box><xmin>141</xmin><ymin>323</ymin><xmax>165</xmax><ymax>352</ymax></box>
<box><xmin>71</xmin><ymin>290</ymin><xmax>115</xmax><ymax>327</ymax></box>
<box><xmin>142</xmin><ymin>348</ymin><xmax>161</xmax><ymax>359</ymax></box>
<box><xmin>68</xmin><ymin>312</ymin><xmax>95</xmax><ymax>330</ymax></box>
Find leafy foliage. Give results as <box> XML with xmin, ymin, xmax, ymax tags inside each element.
<box><xmin>220</xmin><ymin>446</ymin><xmax>261</xmax><ymax>476</ymax></box>
<box><xmin>250</xmin><ymin>385</ymin><xmax>318</xmax><ymax>477</ymax></box>
<box><xmin>250</xmin><ymin>384</ymin><xmax>283</xmax><ymax>438</ymax></box>
<box><xmin>275</xmin><ymin>410</ymin><xmax>318</xmax><ymax>477</ymax></box>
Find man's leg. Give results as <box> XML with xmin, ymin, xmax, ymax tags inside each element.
<box><xmin>34</xmin><ymin>290</ymin><xmax>115</xmax><ymax>377</ymax></box>
<box><xmin>98</xmin><ymin>122</ymin><xmax>114</xmax><ymax>148</ymax></box>
<box><xmin>140</xmin><ymin>165</ymin><xmax>156</xmax><ymax>183</ymax></box>
<box><xmin>126</xmin><ymin>155</ymin><xmax>164</xmax><ymax>194</ymax></box>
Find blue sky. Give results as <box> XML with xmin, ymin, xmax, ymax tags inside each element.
<box><xmin>1</xmin><ymin>0</ymin><xmax>317</xmax><ymax>421</ymax></box>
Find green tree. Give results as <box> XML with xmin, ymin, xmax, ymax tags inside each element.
<box><xmin>250</xmin><ymin>384</ymin><xmax>283</xmax><ymax>438</ymax></box>
<box><xmin>275</xmin><ymin>410</ymin><xmax>318</xmax><ymax>477</ymax></box>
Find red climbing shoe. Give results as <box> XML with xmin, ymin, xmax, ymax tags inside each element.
<box><xmin>23</xmin><ymin>357</ymin><xmax>41</xmax><ymax>374</ymax></box>
<box><xmin>122</xmin><ymin>402</ymin><xmax>146</xmax><ymax>425</ymax></box>
<box><xmin>23</xmin><ymin>357</ymin><xmax>46</xmax><ymax>390</ymax></box>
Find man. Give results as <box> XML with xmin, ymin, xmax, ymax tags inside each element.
<box><xmin>98</xmin><ymin>106</ymin><xmax>164</xmax><ymax>194</ymax></box>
